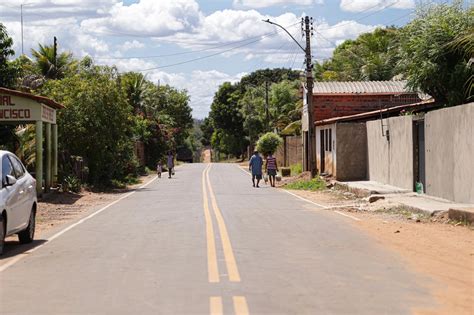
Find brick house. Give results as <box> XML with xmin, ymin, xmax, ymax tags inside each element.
<box><xmin>301</xmin><ymin>81</ymin><xmax>424</xmax><ymax>171</ymax></box>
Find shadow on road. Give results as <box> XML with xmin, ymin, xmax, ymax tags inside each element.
<box><xmin>0</xmin><ymin>239</ymin><xmax>48</xmax><ymax>259</ymax></box>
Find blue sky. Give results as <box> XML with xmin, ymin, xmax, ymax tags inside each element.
<box><xmin>0</xmin><ymin>0</ymin><xmax>458</xmax><ymax>118</ymax></box>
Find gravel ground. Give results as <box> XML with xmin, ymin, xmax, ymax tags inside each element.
<box><xmin>284</xmin><ymin>187</ymin><xmax>474</xmax><ymax>315</ymax></box>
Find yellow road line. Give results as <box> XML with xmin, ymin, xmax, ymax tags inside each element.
<box><xmin>202</xmin><ymin>164</ymin><xmax>220</xmax><ymax>283</ymax></box>
<box><xmin>206</xmin><ymin>164</ymin><xmax>241</xmax><ymax>282</ymax></box>
<box><xmin>233</xmin><ymin>296</ymin><xmax>250</xmax><ymax>315</ymax></box>
<box><xmin>209</xmin><ymin>296</ymin><xmax>223</xmax><ymax>315</ymax></box>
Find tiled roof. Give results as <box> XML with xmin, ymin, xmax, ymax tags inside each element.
<box><xmin>0</xmin><ymin>87</ymin><xmax>64</xmax><ymax>109</ymax></box>
<box><xmin>313</xmin><ymin>80</ymin><xmax>412</xmax><ymax>94</ymax></box>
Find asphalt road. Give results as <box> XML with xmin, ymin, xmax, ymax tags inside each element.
<box><xmin>0</xmin><ymin>163</ymin><xmax>432</xmax><ymax>314</ymax></box>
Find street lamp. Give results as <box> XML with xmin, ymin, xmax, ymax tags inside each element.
<box><xmin>263</xmin><ymin>17</ymin><xmax>316</xmax><ymax>177</ymax></box>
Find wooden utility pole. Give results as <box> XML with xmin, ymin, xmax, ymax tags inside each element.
<box><xmin>263</xmin><ymin>17</ymin><xmax>316</xmax><ymax>176</ymax></box>
<box><xmin>265</xmin><ymin>80</ymin><xmax>269</xmax><ymax>132</ymax></box>
<box><xmin>303</xmin><ymin>16</ymin><xmax>316</xmax><ymax>177</ymax></box>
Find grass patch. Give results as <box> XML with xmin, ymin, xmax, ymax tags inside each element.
<box><xmin>285</xmin><ymin>177</ymin><xmax>326</xmax><ymax>191</ymax></box>
<box><xmin>290</xmin><ymin>163</ymin><xmax>302</xmax><ymax>176</ymax></box>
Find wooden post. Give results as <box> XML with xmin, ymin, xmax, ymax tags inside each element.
<box><xmin>52</xmin><ymin>124</ymin><xmax>58</xmax><ymax>186</ymax></box>
<box><xmin>35</xmin><ymin>120</ymin><xmax>43</xmax><ymax>196</ymax></box>
<box><xmin>45</xmin><ymin>122</ymin><xmax>51</xmax><ymax>192</ymax></box>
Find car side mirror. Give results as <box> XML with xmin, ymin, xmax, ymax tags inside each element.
<box><xmin>5</xmin><ymin>175</ymin><xmax>17</xmax><ymax>187</ymax></box>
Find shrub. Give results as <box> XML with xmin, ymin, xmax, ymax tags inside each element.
<box><xmin>285</xmin><ymin>177</ymin><xmax>326</xmax><ymax>191</ymax></box>
<box><xmin>290</xmin><ymin>163</ymin><xmax>302</xmax><ymax>175</ymax></box>
<box><xmin>62</xmin><ymin>175</ymin><xmax>81</xmax><ymax>193</ymax></box>
<box><xmin>256</xmin><ymin>132</ymin><xmax>283</xmax><ymax>155</ymax></box>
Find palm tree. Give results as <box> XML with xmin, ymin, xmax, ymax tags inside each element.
<box><xmin>448</xmin><ymin>28</ymin><xmax>474</xmax><ymax>101</ymax></box>
<box><xmin>31</xmin><ymin>43</ymin><xmax>75</xmax><ymax>80</ymax></box>
<box><xmin>121</xmin><ymin>72</ymin><xmax>151</xmax><ymax>116</ymax></box>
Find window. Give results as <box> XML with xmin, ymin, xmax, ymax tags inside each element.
<box><xmin>2</xmin><ymin>156</ymin><xmax>15</xmax><ymax>186</ymax></box>
<box><xmin>9</xmin><ymin>155</ymin><xmax>25</xmax><ymax>179</ymax></box>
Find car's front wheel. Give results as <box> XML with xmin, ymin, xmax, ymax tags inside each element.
<box><xmin>18</xmin><ymin>207</ymin><xmax>35</xmax><ymax>244</ymax></box>
<box><xmin>0</xmin><ymin>215</ymin><xmax>5</xmax><ymax>255</ymax></box>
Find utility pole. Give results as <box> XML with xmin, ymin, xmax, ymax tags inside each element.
<box><xmin>53</xmin><ymin>36</ymin><xmax>57</xmax><ymax>66</ymax></box>
<box><xmin>263</xmin><ymin>17</ymin><xmax>317</xmax><ymax>176</ymax></box>
<box><xmin>265</xmin><ymin>80</ymin><xmax>269</xmax><ymax>132</ymax></box>
<box><xmin>20</xmin><ymin>4</ymin><xmax>24</xmax><ymax>55</ymax></box>
<box><xmin>303</xmin><ymin>16</ymin><xmax>316</xmax><ymax>177</ymax></box>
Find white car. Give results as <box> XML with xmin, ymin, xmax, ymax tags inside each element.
<box><xmin>0</xmin><ymin>150</ymin><xmax>37</xmax><ymax>255</ymax></box>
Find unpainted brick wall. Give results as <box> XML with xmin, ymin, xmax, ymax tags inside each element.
<box><xmin>275</xmin><ymin>136</ymin><xmax>303</xmax><ymax>167</ymax></box>
<box><xmin>313</xmin><ymin>94</ymin><xmax>421</xmax><ymax>121</ymax></box>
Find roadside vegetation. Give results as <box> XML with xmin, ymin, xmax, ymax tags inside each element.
<box><xmin>0</xmin><ymin>27</ymin><xmax>193</xmax><ymax>189</ymax></box>
<box><xmin>285</xmin><ymin>177</ymin><xmax>326</xmax><ymax>191</ymax></box>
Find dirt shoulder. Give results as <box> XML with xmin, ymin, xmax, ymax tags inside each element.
<box><xmin>284</xmin><ymin>187</ymin><xmax>474</xmax><ymax>315</ymax></box>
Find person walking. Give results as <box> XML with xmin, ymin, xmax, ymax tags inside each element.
<box><xmin>265</xmin><ymin>153</ymin><xmax>279</xmax><ymax>187</ymax></box>
<box><xmin>167</xmin><ymin>151</ymin><xmax>174</xmax><ymax>179</ymax></box>
<box><xmin>156</xmin><ymin>161</ymin><xmax>162</xmax><ymax>178</ymax></box>
<box><xmin>249</xmin><ymin>150</ymin><xmax>263</xmax><ymax>188</ymax></box>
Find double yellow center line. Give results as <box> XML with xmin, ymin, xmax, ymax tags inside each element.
<box><xmin>202</xmin><ymin>163</ymin><xmax>241</xmax><ymax>283</ymax></box>
<box><xmin>202</xmin><ymin>164</ymin><xmax>249</xmax><ymax>315</ymax></box>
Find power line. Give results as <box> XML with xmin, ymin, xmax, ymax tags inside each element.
<box><xmin>94</xmin><ymin>21</ymin><xmax>301</xmax><ymax>61</ymax></box>
<box><xmin>132</xmin><ymin>23</ymin><xmax>300</xmax><ymax>72</ymax></box>
<box><xmin>318</xmin><ymin>0</ymin><xmax>404</xmax><ymax>31</ymax></box>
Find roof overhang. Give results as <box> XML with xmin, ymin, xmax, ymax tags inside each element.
<box><xmin>315</xmin><ymin>99</ymin><xmax>438</xmax><ymax>126</ymax></box>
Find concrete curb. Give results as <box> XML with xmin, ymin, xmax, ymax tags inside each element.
<box><xmin>334</xmin><ymin>182</ymin><xmax>372</xmax><ymax>198</ymax></box>
<box><xmin>334</xmin><ymin>181</ymin><xmax>474</xmax><ymax>221</ymax></box>
<box><xmin>448</xmin><ymin>208</ymin><xmax>474</xmax><ymax>225</ymax></box>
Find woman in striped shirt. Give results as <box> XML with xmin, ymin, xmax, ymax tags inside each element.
<box><xmin>265</xmin><ymin>153</ymin><xmax>279</xmax><ymax>187</ymax></box>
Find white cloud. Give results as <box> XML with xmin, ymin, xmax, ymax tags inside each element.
<box><xmin>233</xmin><ymin>0</ymin><xmax>323</xmax><ymax>9</ymax></box>
<box><xmin>81</xmin><ymin>0</ymin><xmax>203</xmax><ymax>37</ymax></box>
<box><xmin>340</xmin><ymin>0</ymin><xmax>414</xmax><ymax>12</ymax></box>
<box><xmin>148</xmin><ymin>70</ymin><xmax>246</xmax><ymax>118</ymax></box>
<box><xmin>120</xmin><ymin>40</ymin><xmax>145</xmax><ymax>51</ymax></box>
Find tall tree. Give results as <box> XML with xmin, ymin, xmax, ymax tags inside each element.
<box><xmin>0</xmin><ymin>23</ymin><xmax>17</xmax><ymax>88</ymax></box>
<box><xmin>40</xmin><ymin>64</ymin><xmax>135</xmax><ymax>185</ymax></box>
<box><xmin>314</xmin><ymin>27</ymin><xmax>400</xmax><ymax>81</ymax></box>
<box><xmin>397</xmin><ymin>2</ymin><xmax>473</xmax><ymax>105</ymax></box>
<box><xmin>31</xmin><ymin>43</ymin><xmax>76</xmax><ymax>80</ymax></box>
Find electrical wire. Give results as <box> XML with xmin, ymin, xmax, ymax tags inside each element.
<box><xmin>132</xmin><ymin>23</ymin><xmax>301</xmax><ymax>72</ymax></box>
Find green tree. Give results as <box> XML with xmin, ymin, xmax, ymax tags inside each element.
<box><xmin>31</xmin><ymin>43</ymin><xmax>76</xmax><ymax>80</ymax></box>
<box><xmin>269</xmin><ymin>80</ymin><xmax>301</xmax><ymax>131</ymax></box>
<box><xmin>209</xmin><ymin>82</ymin><xmax>248</xmax><ymax>157</ymax></box>
<box><xmin>120</xmin><ymin>72</ymin><xmax>152</xmax><ymax>115</ymax></box>
<box><xmin>397</xmin><ymin>2</ymin><xmax>473</xmax><ymax>105</ymax></box>
<box><xmin>314</xmin><ymin>27</ymin><xmax>400</xmax><ymax>81</ymax></box>
<box><xmin>40</xmin><ymin>63</ymin><xmax>136</xmax><ymax>186</ymax></box>
<box><xmin>200</xmin><ymin>117</ymin><xmax>214</xmax><ymax>146</ymax></box>
<box><xmin>256</xmin><ymin>132</ymin><xmax>283</xmax><ymax>155</ymax></box>
<box><xmin>0</xmin><ymin>23</ymin><xmax>18</xmax><ymax>88</ymax></box>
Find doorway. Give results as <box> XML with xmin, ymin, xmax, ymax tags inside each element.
<box><xmin>320</xmin><ymin>130</ymin><xmax>325</xmax><ymax>173</ymax></box>
<box><xmin>413</xmin><ymin>120</ymin><xmax>426</xmax><ymax>191</ymax></box>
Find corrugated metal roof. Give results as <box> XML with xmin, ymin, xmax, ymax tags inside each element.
<box><xmin>312</xmin><ymin>80</ymin><xmax>412</xmax><ymax>94</ymax></box>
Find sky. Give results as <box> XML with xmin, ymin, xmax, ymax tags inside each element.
<box><xmin>0</xmin><ymin>0</ymin><xmax>456</xmax><ymax>118</ymax></box>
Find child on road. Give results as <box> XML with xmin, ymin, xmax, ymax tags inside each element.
<box><xmin>156</xmin><ymin>162</ymin><xmax>162</xmax><ymax>178</ymax></box>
